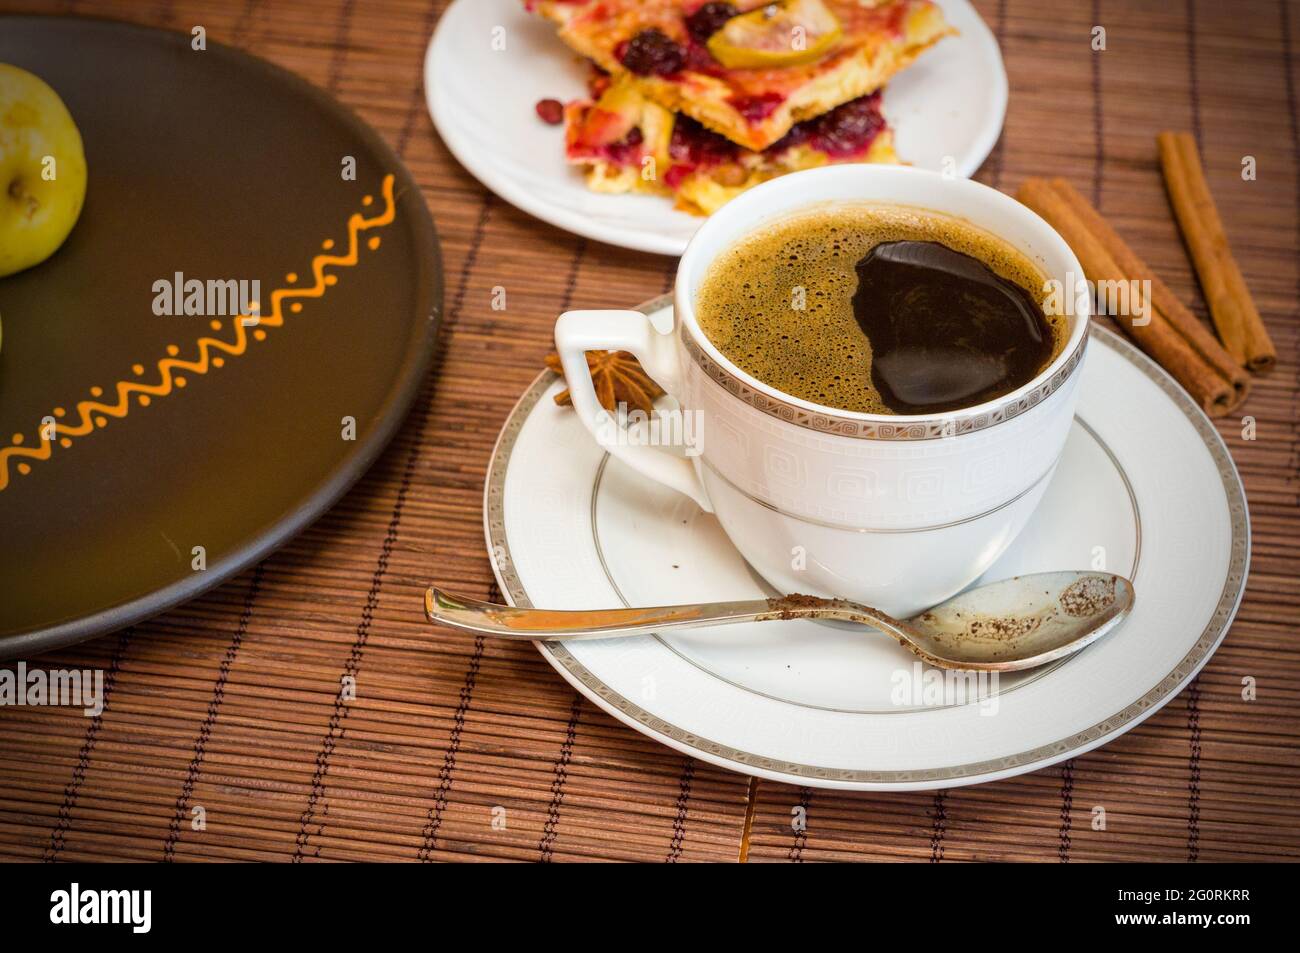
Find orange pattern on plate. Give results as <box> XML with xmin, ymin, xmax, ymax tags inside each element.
<box><xmin>0</xmin><ymin>175</ymin><xmax>398</xmax><ymax>492</ymax></box>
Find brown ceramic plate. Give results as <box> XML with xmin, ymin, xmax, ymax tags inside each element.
<box><xmin>0</xmin><ymin>17</ymin><xmax>442</xmax><ymax>656</ymax></box>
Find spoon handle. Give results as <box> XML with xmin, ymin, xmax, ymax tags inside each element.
<box><xmin>425</xmin><ymin>587</ymin><xmax>885</xmax><ymax>641</ymax></box>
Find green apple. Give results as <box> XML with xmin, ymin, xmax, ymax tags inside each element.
<box><xmin>0</xmin><ymin>64</ymin><xmax>88</xmax><ymax>277</ymax></box>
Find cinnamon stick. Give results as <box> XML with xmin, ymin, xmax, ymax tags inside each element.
<box><xmin>1157</xmin><ymin>131</ymin><xmax>1276</xmax><ymax>372</ymax></box>
<box><xmin>1048</xmin><ymin>177</ymin><xmax>1249</xmax><ymax>403</ymax></box>
<box><xmin>1017</xmin><ymin>177</ymin><xmax>1247</xmax><ymax>417</ymax></box>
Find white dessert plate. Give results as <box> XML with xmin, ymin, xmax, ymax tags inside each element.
<box><xmin>482</xmin><ymin>297</ymin><xmax>1248</xmax><ymax>791</ymax></box>
<box><xmin>426</xmin><ymin>0</ymin><xmax>1008</xmax><ymax>255</ymax></box>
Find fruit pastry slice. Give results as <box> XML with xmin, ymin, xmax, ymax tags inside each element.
<box><xmin>527</xmin><ymin>0</ymin><xmax>953</xmax><ymax>152</ymax></box>
<box><xmin>563</xmin><ymin>72</ymin><xmax>896</xmax><ymax>215</ymax></box>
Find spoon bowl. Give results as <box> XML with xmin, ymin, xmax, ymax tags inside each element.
<box><xmin>426</xmin><ymin>571</ymin><xmax>1134</xmax><ymax>672</ymax></box>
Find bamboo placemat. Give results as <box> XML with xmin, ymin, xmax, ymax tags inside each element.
<box><xmin>0</xmin><ymin>0</ymin><xmax>1296</xmax><ymax>863</ymax></box>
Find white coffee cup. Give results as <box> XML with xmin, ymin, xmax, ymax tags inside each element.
<box><xmin>555</xmin><ymin>165</ymin><xmax>1090</xmax><ymax>617</ymax></box>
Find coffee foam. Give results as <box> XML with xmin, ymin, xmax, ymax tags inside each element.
<box><xmin>695</xmin><ymin>205</ymin><xmax>1066</xmax><ymax>415</ymax></box>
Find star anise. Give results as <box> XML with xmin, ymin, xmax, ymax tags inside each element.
<box><xmin>544</xmin><ymin>350</ymin><xmax>666</xmax><ymax>414</ymax></box>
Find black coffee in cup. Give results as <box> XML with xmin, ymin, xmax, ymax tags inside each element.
<box><xmin>696</xmin><ymin>206</ymin><xmax>1065</xmax><ymax>414</ymax></box>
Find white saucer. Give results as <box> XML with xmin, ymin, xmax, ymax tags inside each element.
<box><xmin>426</xmin><ymin>0</ymin><xmax>1008</xmax><ymax>255</ymax></box>
<box><xmin>483</xmin><ymin>297</ymin><xmax>1249</xmax><ymax>791</ymax></box>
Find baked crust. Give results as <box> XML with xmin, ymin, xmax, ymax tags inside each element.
<box><xmin>531</xmin><ymin>0</ymin><xmax>953</xmax><ymax>151</ymax></box>
<box><xmin>563</xmin><ymin>75</ymin><xmax>898</xmax><ymax>215</ymax></box>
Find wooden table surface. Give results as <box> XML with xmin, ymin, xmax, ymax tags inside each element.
<box><xmin>0</xmin><ymin>0</ymin><xmax>1296</xmax><ymax>862</ymax></box>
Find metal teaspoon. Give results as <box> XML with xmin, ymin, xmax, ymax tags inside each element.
<box><xmin>425</xmin><ymin>571</ymin><xmax>1135</xmax><ymax>672</ymax></box>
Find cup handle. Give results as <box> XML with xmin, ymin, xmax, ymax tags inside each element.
<box><xmin>554</xmin><ymin>309</ymin><xmax>712</xmax><ymax>512</ymax></box>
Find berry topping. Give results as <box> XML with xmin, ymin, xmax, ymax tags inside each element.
<box><xmin>682</xmin><ymin>40</ymin><xmax>725</xmax><ymax>74</ymax></box>
<box><xmin>605</xmin><ymin>127</ymin><xmax>645</xmax><ymax>165</ymax></box>
<box><xmin>535</xmin><ymin>98</ymin><xmax>564</xmax><ymax>125</ymax></box>
<box><xmin>618</xmin><ymin>29</ymin><xmax>686</xmax><ymax>76</ymax></box>
<box><xmin>809</xmin><ymin>94</ymin><xmax>886</xmax><ymax>157</ymax></box>
<box><xmin>730</xmin><ymin>92</ymin><xmax>785</xmax><ymax>123</ymax></box>
<box><xmin>771</xmin><ymin>92</ymin><xmax>885</xmax><ymax>158</ymax></box>
<box><xmin>685</xmin><ymin>3</ymin><xmax>739</xmax><ymax>43</ymax></box>
<box><xmin>669</xmin><ymin>115</ymin><xmax>740</xmax><ymax>167</ymax></box>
